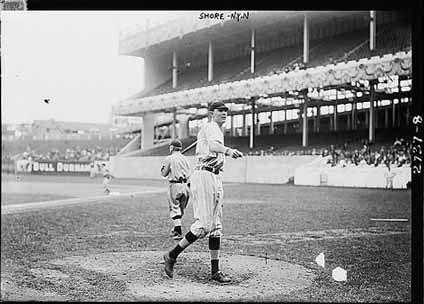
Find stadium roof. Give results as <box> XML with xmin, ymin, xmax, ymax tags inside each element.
<box><xmin>119</xmin><ymin>11</ymin><xmax>368</xmax><ymax>58</ymax></box>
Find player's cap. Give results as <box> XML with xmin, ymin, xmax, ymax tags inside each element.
<box><xmin>170</xmin><ymin>139</ymin><xmax>182</xmax><ymax>149</ymax></box>
<box><xmin>208</xmin><ymin>101</ymin><xmax>229</xmax><ymax>112</ymax></box>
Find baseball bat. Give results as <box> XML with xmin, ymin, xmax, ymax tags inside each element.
<box><xmin>181</xmin><ymin>140</ymin><xmax>197</xmax><ymax>154</ymax></box>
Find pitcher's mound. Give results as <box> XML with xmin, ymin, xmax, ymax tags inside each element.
<box><xmin>52</xmin><ymin>251</ymin><xmax>315</xmax><ymax>301</ymax></box>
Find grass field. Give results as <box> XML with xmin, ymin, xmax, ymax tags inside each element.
<box><xmin>1</xmin><ymin>175</ymin><xmax>411</xmax><ymax>301</ymax></box>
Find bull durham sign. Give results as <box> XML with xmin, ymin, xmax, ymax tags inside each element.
<box><xmin>28</xmin><ymin>161</ymin><xmax>91</xmax><ymax>175</ymax></box>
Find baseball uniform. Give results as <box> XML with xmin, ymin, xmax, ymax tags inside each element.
<box><xmin>102</xmin><ymin>167</ymin><xmax>113</xmax><ymax>194</ymax></box>
<box><xmin>164</xmin><ymin>101</ymin><xmax>238</xmax><ymax>283</ymax></box>
<box><xmin>161</xmin><ymin>151</ymin><xmax>191</xmax><ymax>224</ymax></box>
<box><xmin>189</xmin><ymin>120</ymin><xmax>225</xmax><ymax>239</ymax></box>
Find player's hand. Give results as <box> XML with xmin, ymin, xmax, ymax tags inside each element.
<box><xmin>226</xmin><ymin>148</ymin><xmax>243</xmax><ymax>159</ymax></box>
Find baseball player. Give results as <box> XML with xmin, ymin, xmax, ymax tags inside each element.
<box><xmin>384</xmin><ymin>164</ymin><xmax>396</xmax><ymax>190</ymax></box>
<box><xmin>89</xmin><ymin>163</ymin><xmax>96</xmax><ymax>179</ymax></box>
<box><xmin>161</xmin><ymin>139</ymin><xmax>191</xmax><ymax>240</ymax></box>
<box><xmin>163</xmin><ymin>101</ymin><xmax>243</xmax><ymax>283</ymax></box>
<box><xmin>102</xmin><ymin>164</ymin><xmax>113</xmax><ymax>195</ymax></box>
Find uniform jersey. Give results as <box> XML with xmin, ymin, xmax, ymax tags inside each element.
<box><xmin>161</xmin><ymin>152</ymin><xmax>191</xmax><ymax>181</ymax></box>
<box><xmin>103</xmin><ymin>168</ymin><xmax>112</xmax><ymax>179</ymax></box>
<box><xmin>195</xmin><ymin>121</ymin><xmax>225</xmax><ymax>172</ymax></box>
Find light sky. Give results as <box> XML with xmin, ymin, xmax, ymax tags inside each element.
<box><xmin>1</xmin><ymin>11</ymin><xmax>192</xmax><ymax>125</ymax></box>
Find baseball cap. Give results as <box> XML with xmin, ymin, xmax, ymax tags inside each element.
<box><xmin>208</xmin><ymin>101</ymin><xmax>229</xmax><ymax>112</ymax></box>
<box><xmin>170</xmin><ymin>139</ymin><xmax>182</xmax><ymax>149</ymax></box>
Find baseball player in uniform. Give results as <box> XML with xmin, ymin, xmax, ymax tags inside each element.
<box><xmin>161</xmin><ymin>139</ymin><xmax>191</xmax><ymax>240</ymax></box>
<box><xmin>102</xmin><ymin>164</ymin><xmax>113</xmax><ymax>195</ymax></box>
<box><xmin>163</xmin><ymin>101</ymin><xmax>243</xmax><ymax>283</ymax></box>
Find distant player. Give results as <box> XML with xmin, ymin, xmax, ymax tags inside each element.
<box><xmin>160</xmin><ymin>139</ymin><xmax>191</xmax><ymax>240</ymax></box>
<box><xmin>89</xmin><ymin>163</ymin><xmax>96</xmax><ymax>179</ymax></box>
<box><xmin>384</xmin><ymin>164</ymin><xmax>395</xmax><ymax>190</ymax></box>
<box><xmin>163</xmin><ymin>101</ymin><xmax>243</xmax><ymax>283</ymax></box>
<box><xmin>102</xmin><ymin>164</ymin><xmax>113</xmax><ymax>195</ymax></box>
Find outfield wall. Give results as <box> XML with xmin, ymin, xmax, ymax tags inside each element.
<box><xmin>294</xmin><ymin>158</ymin><xmax>411</xmax><ymax>189</ymax></box>
<box><xmin>109</xmin><ymin>155</ymin><xmax>318</xmax><ymax>184</ymax></box>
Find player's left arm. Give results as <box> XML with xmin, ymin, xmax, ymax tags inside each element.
<box><xmin>204</xmin><ymin>124</ymin><xmax>243</xmax><ymax>158</ymax></box>
<box><xmin>208</xmin><ymin>140</ymin><xmax>243</xmax><ymax>158</ymax></box>
<box><xmin>161</xmin><ymin>157</ymin><xmax>171</xmax><ymax>177</ymax></box>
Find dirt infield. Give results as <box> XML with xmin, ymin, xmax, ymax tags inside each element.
<box><xmin>46</xmin><ymin>251</ymin><xmax>314</xmax><ymax>301</ymax></box>
<box><xmin>0</xmin><ymin>175</ymin><xmax>411</xmax><ymax>301</ymax></box>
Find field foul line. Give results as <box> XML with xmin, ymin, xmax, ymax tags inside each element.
<box><xmin>1</xmin><ymin>189</ymin><xmax>165</xmax><ymax>215</ymax></box>
<box><xmin>225</xmin><ymin>227</ymin><xmax>411</xmax><ymax>244</ymax></box>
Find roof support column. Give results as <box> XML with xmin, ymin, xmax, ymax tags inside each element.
<box><xmin>141</xmin><ymin>113</ymin><xmax>155</xmax><ymax>150</ymax></box>
<box><xmin>351</xmin><ymin>102</ymin><xmax>356</xmax><ymax>130</ymax></box>
<box><xmin>298</xmin><ymin>109</ymin><xmax>303</xmax><ymax>134</ymax></box>
<box><xmin>302</xmin><ymin>92</ymin><xmax>309</xmax><ymax>147</ymax></box>
<box><xmin>316</xmin><ymin>106</ymin><xmax>320</xmax><ymax>133</ymax></box>
<box><xmin>370</xmin><ymin>11</ymin><xmax>376</xmax><ymax>51</ymax></box>
<box><xmin>333</xmin><ymin>104</ymin><xmax>338</xmax><ymax>132</ymax></box>
<box><xmin>396</xmin><ymin>79</ymin><xmax>402</xmax><ymax>128</ymax></box>
<box><xmin>269</xmin><ymin>110</ymin><xmax>274</xmax><ymax>135</ymax></box>
<box><xmin>251</xmin><ymin>28</ymin><xmax>255</xmax><ymax>74</ymax></box>
<box><xmin>283</xmin><ymin>111</ymin><xmax>287</xmax><ymax>135</ymax></box>
<box><xmin>243</xmin><ymin>110</ymin><xmax>247</xmax><ymax>136</ymax></box>
<box><xmin>230</xmin><ymin>114</ymin><xmax>234</xmax><ymax>137</ymax></box>
<box><xmin>392</xmin><ymin>99</ymin><xmax>396</xmax><ymax>128</ymax></box>
<box><xmin>375</xmin><ymin>102</ymin><xmax>379</xmax><ymax>129</ymax></box>
<box><xmin>303</xmin><ymin>12</ymin><xmax>309</xmax><ymax>64</ymax></box>
<box><xmin>208</xmin><ymin>41</ymin><xmax>214</xmax><ymax>82</ymax></box>
<box><xmin>369</xmin><ymin>81</ymin><xmax>376</xmax><ymax>143</ymax></box>
<box><xmin>177</xmin><ymin>114</ymin><xmax>190</xmax><ymax>139</ymax></box>
<box><xmin>385</xmin><ymin>107</ymin><xmax>389</xmax><ymax>129</ymax></box>
<box><xmin>250</xmin><ymin>98</ymin><xmax>255</xmax><ymax>149</ymax></box>
<box><xmin>256</xmin><ymin>113</ymin><xmax>261</xmax><ymax>136</ymax></box>
<box><xmin>172</xmin><ymin>109</ymin><xmax>177</xmax><ymax>139</ymax></box>
<box><xmin>172</xmin><ymin>51</ymin><xmax>178</xmax><ymax>89</ymax></box>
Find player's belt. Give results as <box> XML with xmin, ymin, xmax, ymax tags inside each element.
<box><xmin>169</xmin><ymin>178</ymin><xmax>188</xmax><ymax>183</ymax></box>
<box><xmin>199</xmin><ymin>166</ymin><xmax>220</xmax><ymax>175</ymax></box>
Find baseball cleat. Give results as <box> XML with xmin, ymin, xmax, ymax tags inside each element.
<box><xmin>211</xmin><ymin>271</ymin><xmax>231</xmax><ymax>283</ymax></box>
<box><xmin>169</xmin><ymin>229</ymin><xmax>183</xmax><ymax>240</ymax></box>
<box><xmin>163</xmin><ymin>252</ymin><xmax>176</xmax><ymax>278</ymax></box>
<box><xmin>172</xmin><ymin>233</ymin><xmax>183</xmax><ymax>240</ymax></box>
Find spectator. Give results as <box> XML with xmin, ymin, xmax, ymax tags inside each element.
<box><xmin>392</xmin><ymin>137</ymin><xmax>402</xmax><ymax>148</ymax></box>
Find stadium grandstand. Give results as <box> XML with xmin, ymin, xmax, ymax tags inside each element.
<box><xmin>1</xmin><ymin>119</ymin><xmax>135</xmax><ymax>169</ymax></box>
<box><xmin>112</xmin><ymin>11</ymin><xmax>412</xmax><ymax>187</ymax></box>
<box><xmin>113</xmin><ymin>11</ymin><xmax>411</xmax><ymax>158</ymax></box>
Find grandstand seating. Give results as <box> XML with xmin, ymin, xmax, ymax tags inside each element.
<box><xmin>1</xmin><ymin>138</ymin><xmax>131</xmax><ymax>159</ymax></box>
<box><xmin>131</xmin><ymin>127</ymin><xmax>409</xmax><ymax>157</ymax></box>
<box><xmin>344</xmin><ymin>22</ymin><xmax>411</xmax><ymax>61</ymax></box>
<box><xmin>307</xmin><ymin>30</ymin><xmax>369</xmax><ymax>67</ymax></box>
<box><xmin>234</xmin><ymin>44</ymin><xmax>303</xmax><ymax>80</ymax></box>
<box><xmin>135</xmin><ymin>21</ymin><xmax>411</xmax><ymax>100</ymax></box>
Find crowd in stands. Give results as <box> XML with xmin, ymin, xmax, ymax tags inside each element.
<box><xmin>269</xmin><ymin>62</ymin><xmax>307</xmax><ymax>76</ymax></box>
<box><xmin>246</xmin><ymin>137</ymin><xmax>411</xmax><ymax>169</ymax></box>
<box><xmin>9</xmin><ymin>146</ymin><xmax>120</xmax><ymax>163</ymax></box>
<box><xmin>321</xmin><ymin>137</ymin><xmax>411</xmax><ymax>169</ymax></box>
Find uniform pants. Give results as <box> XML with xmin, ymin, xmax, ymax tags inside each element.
<box><xmin>168</xmin><ymin>183</ymin><xmax>189</xmax><ymax>220</ymax></box>
<box><xmin>103</xmin><ymin>177</ymin><xmax>111</xmax><ymax>191</ymax></box>
<box><xmin>189</xmin><ymin>170</ymin><xmax>223</xmax><ymax>239</ymax></box>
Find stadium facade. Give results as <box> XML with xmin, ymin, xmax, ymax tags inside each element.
<box><xmin>112</xmin><ymin>11</ymin><xmax>412</xmax><ymax>156</ymax></box>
